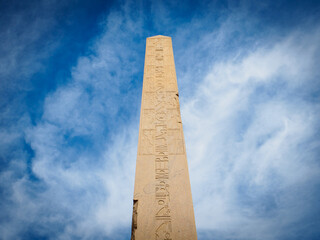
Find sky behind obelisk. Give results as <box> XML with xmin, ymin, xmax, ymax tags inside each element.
<box><xmin>1</xmin><ymin>0</ymin><xmax>320</xmax><ymax>239</ymax></box>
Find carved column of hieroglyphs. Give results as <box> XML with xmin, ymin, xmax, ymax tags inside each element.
<box><xmin>132</xmin><ymin>35</ymin><xmax>197</xmax><ymax>240</ymax></box>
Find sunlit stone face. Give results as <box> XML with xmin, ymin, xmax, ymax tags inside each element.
<box><xmin>131</xmin><ymin>35</ymin><xmax>197</xmax><ymax>240</ymax></box>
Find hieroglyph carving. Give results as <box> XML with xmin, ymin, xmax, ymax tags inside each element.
<box><xmin>134</xmin><ymin>36</ymin><xmax>194</xmax><ymax>240</ymax></box>
<box><xmin>152</xmin><ymin>38</ymin><xmax>173</xmax><ymax>240</ymax></box>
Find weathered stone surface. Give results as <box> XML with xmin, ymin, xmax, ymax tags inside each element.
<box><xmin>131</xmin><ymin>35</ymin><xmax>197</xmax><ymax>240</ymax></box>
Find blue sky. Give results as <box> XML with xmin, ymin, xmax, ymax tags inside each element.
<box><xmin>1</xmin><ymin>0</ymin><xmax>320</xmax><ymax>239</ymax></box>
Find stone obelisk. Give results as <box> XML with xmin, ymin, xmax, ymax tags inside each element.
<box><xmin>131</xmin><ymin>35</ymin><xmax>197</xmax><ymax>240</ymax></box>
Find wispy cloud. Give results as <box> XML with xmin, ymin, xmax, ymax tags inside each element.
<box><xmin>1</xmin><ymin>1</ymin><xmax>144</xmax><ymax>239</ymax></box>
<box><xmin>182</xmin><ymin>26</ymin><xmax>320</xmax><ymax>240</ymax></box>
<box><xmin>1</xmin><ymin>0</ymin><xmax>320</xmax><ymax>239</ymax></box>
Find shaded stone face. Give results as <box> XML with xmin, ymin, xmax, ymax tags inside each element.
<box><xmin>132</xmin><ymin>35</ymin><xmax>197</xmax><ymax>240</ymax></box>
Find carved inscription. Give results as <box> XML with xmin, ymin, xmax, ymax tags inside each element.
<box><xmin>139</xmin><ymin>36</ymin><xmax>187</xmax><ymax>238</ymax></box>
<box><xmin>155</xmin><ymin>221</ymin><xmax>172</xmax><ymax>240</ymax></box>
<box><xmin>155</xmin><ymin>156</ymin><xmax>169</xmax><ymax>180</ymax></box>
<box><xmin>152</xmin><ymin>37</ymin><xmax>172</xmax><ymax>240</ymax></box>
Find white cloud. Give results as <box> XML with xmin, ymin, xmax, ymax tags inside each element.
<box><xmin>0</xmin><ymin>2</ymin><xmax>143</xmax><ymax>239</ymax></box>
<box><xmin>1</xmin><ymin>1</ymin><xmax>320</xmax><ymax>239</ymax></box>
<box><xmin>182</xmin><ymin>27</ymin><xmax>320</xmax><ymax>239</ymax></box>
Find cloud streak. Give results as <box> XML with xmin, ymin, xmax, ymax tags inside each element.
<box><xmin>182</xmin><ymin>26</ymin><xmax>320</xmax><ymax>240</ymax></box>
<box><xmin>1</xmin><ymin>1</ymin><xmax>144</xmax><ymax>239</ymax></box>
<box><xmin>0</xmin><ymin>0</ymin><xmax>320</xmax><ymax>239</ymax></box>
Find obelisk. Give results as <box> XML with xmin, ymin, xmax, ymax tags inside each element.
<box><xmin>131</xmin><ymin>35</ymin><xmax>197</xmax><ymax>240</ymax></box>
